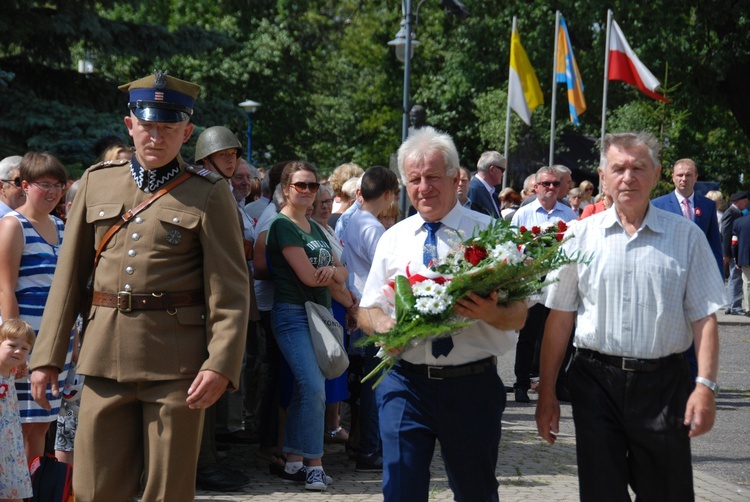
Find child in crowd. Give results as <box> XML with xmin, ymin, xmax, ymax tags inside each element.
<box><xmin>377</xmin><ymin>198</ymin><xmax>400</xmax><ymax>230</ymax></box>
<box><xmin>0</xmin><ymin>318</ymin><xmax>36</xmax><ymax>501</ymax></box>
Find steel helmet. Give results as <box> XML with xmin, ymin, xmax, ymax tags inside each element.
<box><xmin>194</xmin><ymin>126</ymin><xmax>243</xmax><ymax>163</ymax></box>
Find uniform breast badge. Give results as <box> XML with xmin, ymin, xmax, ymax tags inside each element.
<box><xmin>166</xmin><ymin>229</ymin><xmax>182</xmax><ymax>245</ymax></box>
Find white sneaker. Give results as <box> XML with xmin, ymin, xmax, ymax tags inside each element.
<box><xmin>305</xmin><ymin>467</ymin><xmax>332</xmax><ymax>491</ymax></box>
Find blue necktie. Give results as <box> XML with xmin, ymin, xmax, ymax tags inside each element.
<box><xmin>423</xmin><ymin>221</ymin><xmax>442</xmax><ymax>267</ymax></box>
<box><xmin>422</xmin><ymin>222</ymin><xmax>454</xmax><ymax>358</ymax></box>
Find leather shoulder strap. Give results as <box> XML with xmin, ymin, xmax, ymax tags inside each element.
<box><xmin>93</xmin><ymin>170</ymin><xmax>192</xmax><ymax>267</ymax></box>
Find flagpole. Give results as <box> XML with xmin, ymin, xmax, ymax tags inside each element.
<box><xmin>600</xmin><ymin>9</ymin><xmax>613</xmax><ymax>148</ymax></box>
<box><xmin>549</xmin><ymin>11</ymin><xmax>561</xmax><ymax>166</ymax></box>
<box><xmin>503</xmin><ymin>16</ymin><xmax>516</xmax><ymax>190</ymax></box>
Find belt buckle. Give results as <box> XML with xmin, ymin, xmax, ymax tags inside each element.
<box><xmin>621</xmin><ymin>358</ymin><xmax>639</xmax><ymax>371</ymax></box>
<box><xmin>117</xmin><ymin>291</ymin><xmax>132</xmax><ymax>313</ymax></box>
<box><xmin>427</xmin><ymin>366</ymin><xmax>443</xmax><ymax>380</ymax></box>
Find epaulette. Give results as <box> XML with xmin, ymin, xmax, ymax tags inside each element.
<box><xmin>185</xmin><ymin>164</ymin><xmax>223</xmax><ymax>184</ymax></box>
<box><xmin>87</xmin><ymin>158</ymin><xmax>130</xmax><ymax>172</ymax></box>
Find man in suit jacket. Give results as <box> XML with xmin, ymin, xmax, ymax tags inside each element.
<box><xmin>651</xmin><ymin>158</ymin><xmax>723</xmax><ymax>276</ymax></box>
<box><xmin>29</xmin><ymin>72</ymin><xmax>250</xmax><ymax>502</ymax></box>
<box><xmin>467</xmin><ymin>151</ymin><xmax>504</xmax><ymax>218</ymax></box>
<box><xmin>723</xmin><ymin>192</ymin><xmax>750</xmax><ymax>314</ymax></box>
<box><xmin>652</xmin><ymin>158</ymin><xmax>723</xmax><ymax>377</ymax></box>
<box><xmin>732</xmin><ymin>213</ymin><xmax>750</xmax><ymax>314</ymax></box>
<box><xmin>457</xmin><ymin>166</ymin><xmax>491</xmax><ymax>216</ymax></box>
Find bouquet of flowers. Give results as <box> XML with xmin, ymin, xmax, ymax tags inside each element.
<box><xmin>360</xmin><ymin>218</ymin><xmax>580</xmax><ymax>388</ymax></box>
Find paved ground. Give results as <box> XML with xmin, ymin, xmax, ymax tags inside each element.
<box><xmin>187</xmin><ymin>311</ymin><xmax>750</xmax><ymax>501</ymax></box>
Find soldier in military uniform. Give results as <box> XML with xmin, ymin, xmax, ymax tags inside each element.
<box><xmin>29</xmin><ymin>71</ymin><xmax>250</xmax><ymax>502</ymax></box>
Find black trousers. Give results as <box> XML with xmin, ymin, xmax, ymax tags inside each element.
<box><xmin>567</xmin><ymin>351</ymin><xmax>694</xmax><ymax>502</ymax></box>
<box><xmin>514</xmin><ymin>304</ymin><xmax>573</xmax><ymax>390</ymax></box>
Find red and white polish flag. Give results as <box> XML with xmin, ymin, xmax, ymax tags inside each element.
<box><xmin>608</xmin><ymin>20</ymin><xmax>670</xmax><ymax>102</ymax></box>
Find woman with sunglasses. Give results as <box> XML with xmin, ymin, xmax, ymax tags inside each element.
<box><xmin>0</xmin><ymin>151</ymin><xmax>73</xmax><ymax>465</ymax></box>
<box><xmin>266</xmin><ymin>161</ymin><xmax>347</xmax><ymax>491</ymax></box>
<box><xmin>0</xmin><ymin>156</ymin><xmax>26</xmax><ymax>218</ymax></box>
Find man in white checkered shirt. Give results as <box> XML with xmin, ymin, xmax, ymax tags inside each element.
<box><xmin>535</xmin><ymin>131</ymin><xmax>725</xmax><ymax>501</ymax></box>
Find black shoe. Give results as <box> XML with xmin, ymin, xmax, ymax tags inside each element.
<box><xmin>215</xmin><ymin>430</ymin><xmax>258</xmax><ymax>444</ymax></box>
<box><xmin>280</xmin><ymin>466</ymin><xmax>307</xmax><ymax>484</ymax></box>
<box><xmin>269</xmin><ymin>462</ymin><xmax>285</xmax><ymax>477</ymax></box>
<box><xmin>355</xmin><ymin>452</ymin><xmax>383</xmax><ymax>472</ymax></box>
<box><xmin>514</xmin><ymin>387</ymin><xmax>530</xmax><ymax>403</ymax></box>
<box><xmin>196</xmin><ymin>463</ymin><xmax>249</xmax><ymax>492</ymax></box>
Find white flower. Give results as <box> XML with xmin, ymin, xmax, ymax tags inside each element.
<box><xmin>490</xmin><ymin>242</ymin><xmax>524</xmax><ymax>265</ymax></box>
<box><xmin>412</xmin><ymin>279</ymin><xmax>444</xmax><ymax>297</ymax></box>
<box><xmin>414</xmin><ymin>295</ymin><xmax>452</xmax><ymax>315</ymax></box>
<box><xmin>540</xmin><ymin>222</ymin><xmax>556</xmax><ymax>234</ymax></box>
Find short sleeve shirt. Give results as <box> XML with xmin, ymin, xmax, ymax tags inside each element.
<box><xmin>545</xmin><ymin>205</ymin><xmax>726</xmax><ymax>358</ymax></box>
<box><xmin>267</xmin><ymin>214</ymin><xmax>332</xmax><ymax>308</ymax></box>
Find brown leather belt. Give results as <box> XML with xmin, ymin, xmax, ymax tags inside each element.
<box><xmin>91</xmin><ymin>290</ymin><xmax>204</xmax><ymax>313</ymax></box>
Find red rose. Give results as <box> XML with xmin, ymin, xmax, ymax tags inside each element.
<box><xmin>531</xmin><ymin>226</ymin><xmax>541</xmax><ymax>235</ymax></box>
<box><xmin>556</xmin><ymin>233</ymin><xmax>564</xmax><ymax>242</ymax></box>
<box><xmin>519</xmin><ymin>226</ymin><xmax>528</xmax><ymax>233</ymax></box>
<box><xmin>464</xmin><ymin>245</ymin><xmax>488</xmax><ymax>266</ymax></box>
<box><xmin>557</xmin><ymin>221</ymin><xmax>568</xmax><ymax>232</ymax></box>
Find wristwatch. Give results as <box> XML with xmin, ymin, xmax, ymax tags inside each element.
<box><xmin>695</xmin><ymin>376</ymin><xmax>719</xmax><ymax>396</ymax></box>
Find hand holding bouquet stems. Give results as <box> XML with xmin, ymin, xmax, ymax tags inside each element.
<box><xmin>360</xmin><ymin>219</ymin><xmax>583</xmax><ymax>388</ymax></box>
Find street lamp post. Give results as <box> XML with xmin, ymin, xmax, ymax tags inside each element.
<box><xmin>389</xmin><ymin>0</ymin><xmax>418</xmax><ymax>217</ymax></box>
<box><xmin>238</xmin><ymin>99</ymin><xmax>261</xmax><ymax>161</ymax></box>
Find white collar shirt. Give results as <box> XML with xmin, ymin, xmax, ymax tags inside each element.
<box><xmin>511</xmin><ymin>197</ymin><xmax>577</xmax><ymax>228</ymax></box>
<box><xmin>359</xmin><ymin>201</ymin><xmax>518</xmax><ymax>365</ymax></box>
<box><xmin>0</xmin><ymin>200</ymin><xmax>12</xmax><ymax>219</ymax></box>
<box><xmin>545</xmin><ymin>204</ymin><xmax>725</xmax><ymax>359</ymax></box>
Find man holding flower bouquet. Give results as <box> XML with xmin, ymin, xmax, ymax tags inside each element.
<box><xmin>358</xmin><ymin>127</ymin><xmax>527</xmax><ymax>502</ymax></box>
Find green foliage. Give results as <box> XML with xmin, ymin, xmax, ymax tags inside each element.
<box><xmin>1</xmin><ymin>0</ymin><xmax>749</xmax><ymax>192</ymax></box>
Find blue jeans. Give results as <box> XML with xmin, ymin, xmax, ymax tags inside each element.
<box><xmin>271</xmin><ymin>303</ymin><xmax>326</xmax><ymax>459</ymax></box>
<box><xmin>359</xmin><ymin>343</ymin><xmax>381</xmax><ymax>456</ymax></box>
<box><xmin>377</xmin><ymin>363</ymin><xmax>505</xmax><ymax>502</ymax></box>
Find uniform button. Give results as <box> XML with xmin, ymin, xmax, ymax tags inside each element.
<box><xmin>201</xmin><ymin>314</ymin><xmax>206</xmax><ymax>320</ymax></box>
<box><xmin>132</xmin><ymin>233</ymin><xmax>141</xmax><ymax>241</ymax></box>
<box><xmin>135</xmin><ymin>217</ymin><xmax>143</xmax><ymax>224</ymax></box>
<box><xmin>144</xmin><ymin>189</ymin><xmax>150</xmax><ymax>194</ymax></box>
<box><xmin>172</xmin><ymin>217</ymin><xmax>180</xmax><ymax>223</ymax></box>
<box><xmin>123</xmin><ymin>284</ymin><xmax>132</xmax><ymax>292</ymax></box>
<box><xmin>128</xmin><ymin>250</ymin><xmax>137</xmax><ymax>257</ymax></box>
<box><xmin>98</xmin><ymin>211</ymin><xmax>105</xmax><ymax>217</ymax></box>
<box><xmin>125</xmin><ymin>266</ymin><xmax>134</xmax><ymax>275</ymax></box>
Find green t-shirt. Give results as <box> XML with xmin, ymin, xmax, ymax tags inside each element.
<box><xmin>267</xmin><ymin>213</ymin><xmax>333</xmax><ymax>308</ymax></box>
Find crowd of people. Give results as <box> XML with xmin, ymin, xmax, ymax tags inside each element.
<box><xmin>0</xmin><ymin>70</ymin><xmax>737</xmax><ymax>501</ymax></box>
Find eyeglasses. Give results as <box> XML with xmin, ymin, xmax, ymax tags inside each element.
<box><xmin>1</xmin><ymin>177</ymin><xmax>21</xmax><ymax>187</ymax></box>
<box><xmin>31</xmin><ymin>182</ymin><xmax>66</xmax><ymax>192</ymax></box>
<box><xmin>318</xmin><ymin>198</ymin><xmax>333</xmax><ymax>206</ymax></box>
<box><xmin>290</xmin><ymin>182</ymin><xmax>320</xmax><ymax>193</ymax></box>
<box><xmin>490</xmin><ymin>164</ymin><xmax>506</xmax><ymax>173</ymax></box>
<box><xmin>537</xmin><ymin>181</ymin><xmax>561</xmax><ymax>188</ymax></box>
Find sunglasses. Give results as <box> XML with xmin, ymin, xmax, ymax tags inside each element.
<box><xmin>290</xmin><ymin>182</ymin><xmax>320</xmax><ymax>193</ymax></box>
<box><xmin>490</xmin><ymin>164</ymin><xmax>506</xmax><ymax>173</ymax></box>
<box><xmin>1</xmin><ymin>177</ymin><xmax>21</xmax><ymax>187</ymax></box>
<box><xmin>538</xmin><ymin>181</ymin><xmax>561</xmax><ymax>188</ymax></box>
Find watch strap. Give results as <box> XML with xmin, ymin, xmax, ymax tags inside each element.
<box><xmin>695</xmin><ymin>376</ymin><xmax>719</xmax><ymax>396</ymax></box>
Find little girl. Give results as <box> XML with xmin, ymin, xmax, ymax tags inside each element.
<box><xmin>0</xmin><ymin>318</ymin><xmax>35</xmax><ymax>501</ymax></box>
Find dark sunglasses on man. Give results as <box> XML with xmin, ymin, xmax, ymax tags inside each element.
<box><xmin>1</xmin><ymin>177</ymin><xmax>21</xmax><ymax>187</ymax></box>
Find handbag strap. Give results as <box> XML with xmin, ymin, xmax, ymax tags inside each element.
<box><xmin>93</xmin><ymin>171</ymin><xmax>191</xmax><ymax>267</ymax></box>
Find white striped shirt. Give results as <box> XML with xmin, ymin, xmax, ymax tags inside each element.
<box><xmin>545</xmin><ymin>204</ymin><xmax>725</xmax><ymax>359</ymax></box>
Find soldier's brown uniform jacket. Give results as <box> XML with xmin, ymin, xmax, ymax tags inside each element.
<box><xmin>29</xmin><ymin>157</ymin><xmax>250</xmax><ymax>389</ymax></box>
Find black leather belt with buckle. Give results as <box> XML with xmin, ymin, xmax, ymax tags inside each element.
<box><xmin>398</xmin><ymin>356</ymin><xmax>497</xmax><ymax>380</ymax></box>
<box><xmin>577</xmin><ymin>349</ymin><xmax>684</xmax><ymax>372</ymax></box>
